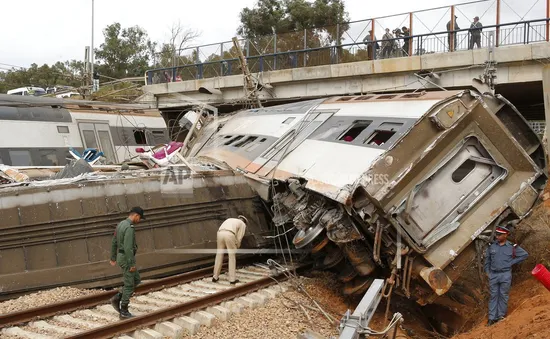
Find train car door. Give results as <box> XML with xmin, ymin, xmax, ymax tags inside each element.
<box><xmin>396</xmin><ymin>136</ymin><xmax>507</xmax><ymax>247</ymax></box>
<box><xmin>78</xmin><ymin>122</ymin><xmax>118</xmax><ymax>164</ymax></box>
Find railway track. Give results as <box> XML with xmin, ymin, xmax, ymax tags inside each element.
<box><xmin>1</xmin><ymin>261</ymin><xmax>306</xmax><ymax>339</ymax></box>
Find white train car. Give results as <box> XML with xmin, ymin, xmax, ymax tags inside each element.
<box><xmin>0</xmin><ymin>94</ymin><xmax>170</xmax><ymax>166</ymax></box>
<box><xmin>190</xmin><ymin>90</ymin><xmax>547</xmax><ymax>308</ymax></box>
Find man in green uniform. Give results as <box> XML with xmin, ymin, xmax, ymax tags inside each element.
<box><xmin>109</xmin><ymin>206</ymin><xmax>145</xmax><ymax>319</ymax></box>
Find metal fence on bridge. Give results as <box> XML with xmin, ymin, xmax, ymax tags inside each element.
<box><xmin>146</xmin><ymin>0</ymin><xmax>550</xmax><ymax>85</ymax></box>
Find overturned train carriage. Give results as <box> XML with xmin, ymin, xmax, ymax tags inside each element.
<box><xmin>189</xmin><ymin>89</ymin><xmax>547</xmax><ymax>303</ymax></box>
<box><xmin>0</xmin><ymin>168</ymin><xmax>271</xmax><ymax>299</ymax></box>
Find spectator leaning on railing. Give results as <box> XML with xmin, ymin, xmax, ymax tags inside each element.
<box><xmin>363</xmin><ymin>30</ymin><xmax>379</xmax><ymax>60</ymax></box>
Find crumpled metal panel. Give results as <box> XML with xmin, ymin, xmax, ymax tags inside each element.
<box><xmin>509</xmin><ymin>183</ymin><xmax>539</xmax><ymax>217</ymax></box>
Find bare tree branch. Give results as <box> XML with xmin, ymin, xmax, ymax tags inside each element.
<box><xmin>167</xmin><ymin>20</ymin><xmax>201</xmax><ymax>66</ymax></box>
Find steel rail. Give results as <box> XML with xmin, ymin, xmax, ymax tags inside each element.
<box><xmin>66</xmin><ymin>263</ymin><xmax>311</xmax><ymax>339</ymax></box>
<box><xmin>0</xmin><ymin>256</ymin><xmax>260</xmax><ymax>327</ymax></box>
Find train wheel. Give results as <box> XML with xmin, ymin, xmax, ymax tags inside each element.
<box><xmin>343</xmin><ymin>275</ymin><xmax>375</xmax><ymax>296</ymax></box>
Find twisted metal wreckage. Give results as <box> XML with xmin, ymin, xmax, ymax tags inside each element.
<box><xmin>185</xmin><ymin>88</ymin><xmax>547</xmax><ymax>305</ymax></box>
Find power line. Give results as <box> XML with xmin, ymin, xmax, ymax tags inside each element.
<box><xmin>0</xmin><ymin>62</ymin><xmax>25</xmax><ymax>69</ymax></box>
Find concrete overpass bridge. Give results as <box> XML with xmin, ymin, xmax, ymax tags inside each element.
<box><xmin>140</xmin><ymin>0</ymin><xmax>550</xmax><ymax>133</ymax></box>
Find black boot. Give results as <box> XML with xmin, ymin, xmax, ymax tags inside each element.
<box><xmin>110</xmin><ymin>292</ymin><xmax>121</xmax><ymax>313</ymax></box>
<box><xmin>119</xmin><ymin>304</ymin><xmax>134</xmax><ymax>319</ymax></box>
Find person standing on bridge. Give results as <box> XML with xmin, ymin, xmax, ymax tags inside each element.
<box><xmin>212</xmin><ymin>215</ymin><xmax>248</xmax><ymax>284</ymax></box>
<box><xmin>484</xmin><ymin>225</ymin><xmax>528</xmax><ymax>326</ymax></box>
<box><xmin>381</xmin><ymin>28</ymin><xmax>395</xmax><ymax>59</ymax></box>
<box><xmin>469</xmin><ymin>16</ymin><xmax>483</xmax><ymax>49</ymax></box>
<box><xmin>109</xmin><ymin>207</ymin><xmax>145</xmax><ymax>319</ymax></box>
<box><xmin>447</xmin><ymin>15</ymin><xmax>460</xmax><ymax>51</ymax></box>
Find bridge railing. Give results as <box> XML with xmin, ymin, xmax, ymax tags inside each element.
<box><xmin>146</xmin><ymin>18</ymin><xmax>550</xmax><ymax>85</ymax></box>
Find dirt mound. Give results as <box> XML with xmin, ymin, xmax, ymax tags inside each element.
<box><xmin>451</xmin><ymin>194</ymin><xmax>550</xmax><ymax>339</ymax></box>
<box><xmin>453</xmin><ymin>279</ymin><xmax>550</xmax><ymax>339</ymax></box>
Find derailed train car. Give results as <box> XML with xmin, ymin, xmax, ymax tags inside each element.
<box><xmin>0</xmin><ymin>94</ymin><xmax>170</xmax><ymax>166</ymax></box>
<box><xmin>0</xmin><ymin>168</ymin><xmax>272</xmax><ymax>299</ymax></box>
<box><xmin>189</xmin><ymin>89</ymin><xmax>547</xmax><ymax>304</ymax></box>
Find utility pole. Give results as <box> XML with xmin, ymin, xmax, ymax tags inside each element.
<box><xmin>91</xmin><ymin>0</ymin><xmax>95</xmax><ymax>91</ymax></box>
<box><xmin>231</xmin><ymin>37</ymin><xmax>262</xmax><ymax>108</ymax></box>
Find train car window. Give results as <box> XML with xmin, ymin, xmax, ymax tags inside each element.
<box><xmin>282</xmin><ymin>117</ymin><xmax>295</xmax><ymax>124</ymax></box>
<box><xmin>235</xmin><ymin>136</ymin><xmax>258</xmax><ymax>148</ymax></box>
<box><xmin>378</xmin><ymin>122</ymin><xmax>403</xmax><ymax>131</ymax></box>
<box><xmin>452</xmin><ymin>159</ymin><xmax>477</xmax><ymax>183</ymax></box>
<box><xmin>377</xmin><ymin>94</ymin><xmax>397</xmax><ymax>99</ymax></box>
<box><xmin>57</xmin><ymin>126</ymin><xmax>70</xmax><ymax>133</ymax></box>
<box><xmin>224</xmin><ymin>135</ymin><xmax>243</xmax><ymax>146</ymax></box>
<box><xmin>98</xmin><ymin>131</ymin><xmax>116</xmax><ymax>164</ymax></box>
<box><xmin>152</xmin><ymin>131</ymin><xmax>167</xmax><ymax>144</ymax></box>
<box><xmin>260</xmin><ymin>138</ymin><xmax>267</xmax><ymax>142</ymax></box>
<box><xmin>30</xmin><ymin>109</ymin><xmax>41</xmax><ymax>118</ymax></box>
<box><xmin>82</xmin><ymin>130</ymin><xmax>98</xmax><ymax>149</ymax></box>
<box><xmin>402</xmin><ymin>93</ymin><xmax>425</xmax><ymax>98</ymax></box>
<box><xmin>133</xmin><ymin>130</ymin><xmax>147</xmax><ymax>145</ymax></box>
<box><xmin>338</xmin><ymin>120</ymin><xmax>372</xmax><ymax>142</ymax></box>
<box><xmin>39</xmin><ymin>149</ymin><xmax>58</xmax><ymax>166</ymax></box>
<box><xmin>356</xmin><ymin>96</ymin><xmax>374</xmax><ymax>101</ymax></box>
<box><xmin>51</xmin><ymin>109</ymin><xmax>64</xmax><ymax>119</ymax></box>
<box><xmin>365</xmin><ymin>130</ymin><xmax>396</xmax><ymax>146</ymax></box>
<box><xmin>9</xmin><ymin>150</ymin><xmax>32</xmax><ymax>166</ymax></box>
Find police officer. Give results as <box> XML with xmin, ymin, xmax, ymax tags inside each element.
<box><xmin>484</xmin><ymin>225</ymin><xmax>528</xmax><ymax>326</ymax></box>
<box><xmin>109</xmin><ymin>207</ymin><xmax>145</xmax><ymax>319</ymax></box>
<box><xmin>212</xmin><ymin>215</ymin><xmax>247</xmax><ymax>284</ymax></box>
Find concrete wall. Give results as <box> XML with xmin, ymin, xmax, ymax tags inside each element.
<box><xmin>142</xmin><ymin>43</ymin><xmax>550</xmax><ymax>106</ymax></box>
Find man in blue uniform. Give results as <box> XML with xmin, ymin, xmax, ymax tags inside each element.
<box><xmin>484</xmin><ymin>225</ymin><xmax>528</xmax><ymax>326</ymax></box>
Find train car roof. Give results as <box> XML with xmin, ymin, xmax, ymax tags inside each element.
<box><xmin>0</xmin><ymin>94</ymin><xmax>157</xmax><ymax>110</ymax></box>
<box><xmin>0</xmin><ymin>94</ymin><xmax>162</xmax><ymax>121</ymax></box>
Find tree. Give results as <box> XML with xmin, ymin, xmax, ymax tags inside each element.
<box><xmin>167</xmin><ymin>21</ymin><xmax>200</xmax><ymax>67</ymax></box>
<box><xmin>237</xmin><ymin>0</ymin><xmax>349</xmax><ymax>44</ymax></box>
<box><xmin>0</xmin><ymin>60</ymin><xmax>85</xmax><ymax>94</ymax></box>
<box><xmin>94</xmin><ymin>23</ymin><xmax>156</xmax><ymax>79</ymax></box>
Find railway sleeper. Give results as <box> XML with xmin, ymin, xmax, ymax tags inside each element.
<box><xmin>1</xmin><ymin>266</ymin><xmax>289</xmax><ymax>339</ymax></box>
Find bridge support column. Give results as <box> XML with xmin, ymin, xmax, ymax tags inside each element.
<box><xmin>543</xmin><ymin>65</ymin><xmax>550</xmax><ymax>154</ymax></box>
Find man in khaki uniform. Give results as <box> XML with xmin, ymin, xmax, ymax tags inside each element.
<box><xmin>109</xmin><ymin>207</ymin><xmax>145</xmax><ymax>319</ymax></box>
<box><xmin>212</xmin><ymin>215</ymin><xmax>247</xmax><ymax>284</ymax></box>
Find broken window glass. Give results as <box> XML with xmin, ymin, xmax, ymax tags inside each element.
<box><xmin>451</xmin><ymin>159</ymin><xmax>477</xmax><ymax>183</ymax></box>
<box><xmin>365</xmin><ymin>130</ymin><xmax>396</xmax><ymax>146</ymax></box>
<box><xmin>339</xmin><ymin>120</ymin><xmax>372</xmax><ymax>142</ymax></box>
<box><xmin>134</xmin><ymin>130</ymin><xmax>147</xmax><ymax>145</ymax></box>
<box><xmin>39</xmin><ymin>149</ymin><xmax>58</xmax><ymax>166</ymax></box>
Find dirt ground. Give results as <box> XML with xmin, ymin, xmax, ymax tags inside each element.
<box><xmin>449</xmin><ymin>191</ymin><xmax>550</xmax><ymax>339</ymax></box>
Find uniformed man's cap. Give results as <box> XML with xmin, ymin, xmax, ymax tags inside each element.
<box><xmin>496</xmin><ymin>226</ymin><xmax>510</xmax><ymax>234</ymax></box>
<box><xmin>238</xmin><ymin>215</ymin><xmax>248</xmax><ymax>224</ymax></box>
<box><xmin>130</xmin><ymin>206</ymin><xmax>146</xmax><ymax>220</ymax></box>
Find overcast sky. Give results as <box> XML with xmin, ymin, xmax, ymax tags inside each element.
<box><xmin>0</xmin><ymin>0</ymin><xmax>539</xmax><ymax>69</ymax></box>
